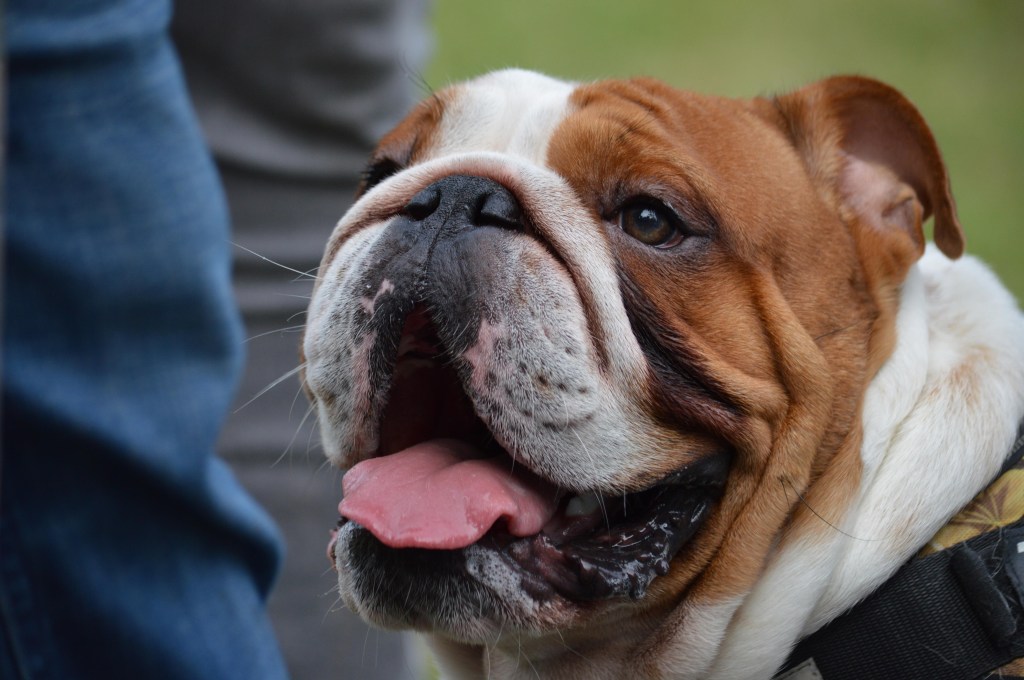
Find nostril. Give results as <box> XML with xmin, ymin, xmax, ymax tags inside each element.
<box><xmin>476</xmin><ymin>190</ymin><xmax>524</xmax><ymax>230</ymax></box>
<box><xmin>402</xmin><ymin>186</ymin><xmax>441</xmax><ymax>221</ymax></box>
<box><xmin>400</xmin><ymin>175</ymin><xmax>527</xmax><ymax>233</ymax></box>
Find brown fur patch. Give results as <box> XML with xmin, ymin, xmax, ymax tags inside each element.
<box><xmin>545</xmin><ymin>80</ymin><xmax>880</xmax><ymax>626</ymax></box>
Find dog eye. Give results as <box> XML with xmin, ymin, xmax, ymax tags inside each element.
<box><xmin>618</xmin><ymin>201</ymin><xmax>685</xmax><ymax>248</ymax></box>
<box><xmin>359</xmin><ymin>158</ymin><xmax>402</xmax><ymax>194</ymax></box>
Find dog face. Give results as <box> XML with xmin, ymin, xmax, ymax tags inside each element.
<box><xmin>305</xmin><ymin>70</ymin><xmax>963</xmax><ymax>676</ymax></box>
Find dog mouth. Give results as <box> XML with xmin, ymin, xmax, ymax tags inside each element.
<box><xmin>330</xmin><ymin>307</ymin><xmax>730</xmax><ymax>603</ymax></box>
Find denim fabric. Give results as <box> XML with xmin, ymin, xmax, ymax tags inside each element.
<box><xmin>2</xmin><ymin>1</ymin><xmax>289</xmax><ymax>678</ymax></box>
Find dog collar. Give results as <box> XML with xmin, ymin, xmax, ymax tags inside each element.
<box><xmin>776</xmin><ymin>421</ymin><xmax>1024</xmax><ymax>680</ymax></box>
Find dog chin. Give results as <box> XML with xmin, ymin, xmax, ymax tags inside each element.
<box><xmin>333</xmin><ymin>521</ymin><xmax>581</xmax><ymax>642</ymax></box>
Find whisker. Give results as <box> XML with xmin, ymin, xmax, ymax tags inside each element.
<box><xmin>322</xmin><ymin>592</ymin><xmax>347</xmax><ymax>622</ymax></box>
<box><xmin>231</xmin><ymin>241</ymin><xmax>320</xmax><ymax>280</ymax></box>
<box><xmin>781</xmin><ymin>477</ymin><xmax>878</xmax><ymax>542</ymax></box>
<box><xmin>402</xmin><ymin>56</ymin><xmax>435</xmax><ymax>99</ymax></box>
<box><xmin>306</xmin><ymin>416</ymin><xmax>322</xmax><ymax>457</ymax></box>
<box><xmin>272</xmin><ymin>403</ymin><xmax>317</xmax><ymax>467</ymax></box>
<box><xmin>315</xmin><ymin>456</ymin><xmax>334</xmax><ymax>476</ymax></box>
<box><xmin>294</xmin><ymin>408</ymin><xmax>319</xmax><ymax>461</ymax></box>
<box><xmin>284</xmin><ymin>380</ymin><xmax>322</xmax><ymax>461</ymax></box>
<box><xmin>362</xmin><ymin>618</ymin><xmax>373</xmax><ymax>668</ymax></box>
<box><xmin>520</xmin><ymin>641</ymin><xmax>541</xmax><ymax>680</ymax></box>
<box><xmin>553</xmin><ymin>627</ymin><xmax>590</xmax><ymax>661</ymax></box>
<box><xmin>571</xmin><ymin>428</ymin><xmax>610</xmax><ymax>529</ymax></box>
<box><xmin>288</xmin><ymin>382</ymin><xmax>307</xmax><ymax>421</ymax></box>
<box><xmin>294</xmin><ymin>265</ymin><xmax>321</xmax><ymax>281</ymax></box>
<box><xmin>244</xmin><ymin>324</ymin><xmax>306</xmax><ymax>343</ymax></box>
<box><xmin>813</xmin><ymin>318</ymin><xmax>871</xmax><ymax>342</ymax></box>
<box><xmin>234</xmin><ymin>363</ymin><xmax>306</xmax><ymax>413</ymax></box>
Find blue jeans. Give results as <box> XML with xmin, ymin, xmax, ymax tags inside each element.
<box><xmin>1</xmin><ymin>1</ymin><xmax>289</xmax><ymax>678</ymax></box>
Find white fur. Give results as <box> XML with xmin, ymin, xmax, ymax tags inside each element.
<box><xmin>305</xmin><ymin>223</ymin><xmax>388</xmax><ymax>461</ymax></box>
<box><xmin>432</xmin><ymin>70</ymin><xmax>576</xmax><ymax>165</ymax></box>
<box><xmin>703</xmin><ymin>247</ymin><xmax>1024</xmax><ymax>679</ymax></box>
<box><xmin>654</xmin><ymin>597</ymin><xmax>745</xmax><ymax>679</ymax></box>
<box><xmin>812</xmin><ymin>248</ymin><xmax>1024</xmax><ymax>621</ymax></box>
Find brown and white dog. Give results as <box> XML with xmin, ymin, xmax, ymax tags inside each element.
<box><xmin>305</xmin><ymin>70</ymin><xmax>1024</xmax><ymax>679</ymax></box>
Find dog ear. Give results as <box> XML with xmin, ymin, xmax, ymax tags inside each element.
<box><xmin>765</xmin><ymin>76</ymin><xmax>963</xmax><ymax>266</ymax></box>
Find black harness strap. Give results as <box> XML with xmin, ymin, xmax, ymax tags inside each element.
<box><xmin>776</xmin><ymin>425</ymin><xmax>1024</xmax><ymax>680</ymax></box>
<box><xmin>776</xmin><ymin>521</ymin><xmax>1024</xmax><ymax>680</ymax></box>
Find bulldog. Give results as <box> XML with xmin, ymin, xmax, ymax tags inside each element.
<box><xmin>305</xmin><ymin>70</ymin><xmax>1024</xmax><ymax>679</ymax></box>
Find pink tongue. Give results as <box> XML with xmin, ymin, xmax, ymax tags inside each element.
<box><xmin>339</xmin><ymin>439</ymin><xmax>559</xmax><ymax>549</ymax></box>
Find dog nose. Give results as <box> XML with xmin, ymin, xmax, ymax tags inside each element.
<box><xmin>402</xmin><ymin>175</ymin><xmax>525</xmax><ymax>232</ymax></box>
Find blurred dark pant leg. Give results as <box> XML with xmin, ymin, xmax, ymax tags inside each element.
<box><xmin>172</xmin><ymin>2</ymin><xmax>431</xmax><ymax>678</ymax></box>
<box><xmin>1</xmin><ymin>1</ymin><xmax>288</xmax><ymax>678</ymax></box>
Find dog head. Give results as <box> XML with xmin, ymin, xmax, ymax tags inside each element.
<box><xmin>305</xmin><ymin>70</ymin><xmax>963</xmax><ymax>677</ymax></box>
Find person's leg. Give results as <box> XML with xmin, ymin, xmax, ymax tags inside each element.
<box><xmin>171</xmin><ymin>2</ymin><xmax>432</xmax><ymax>677</ymax></box>
<box><xmin>1</xmin><ymin>1</ymin><xmax>288</xmax><ymax>677</ymax></box>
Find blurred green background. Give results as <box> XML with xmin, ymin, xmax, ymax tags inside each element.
<box><xmin>426</xmin><ymin>0</ymin><xmax>1024</xmax><ymax>299</ymax></box>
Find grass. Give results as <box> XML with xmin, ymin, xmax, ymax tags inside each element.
<box><xmin>426</xmin><ymin>0</ymin><xmax>1024</xmax><ymax>299</ymax></box>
